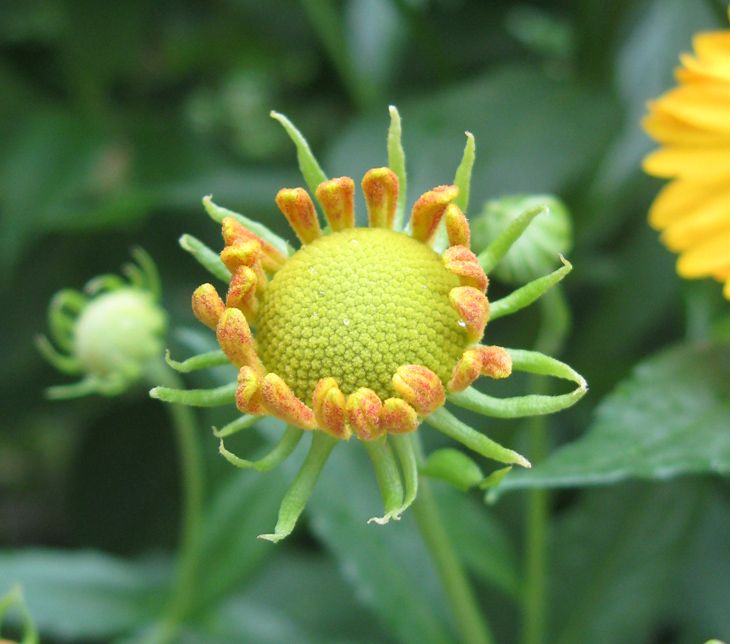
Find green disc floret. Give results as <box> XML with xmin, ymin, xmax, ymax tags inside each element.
<box><xmin>256</xmin><ymin>227</ymin><xmax>468</xmax><ymax>401</ymax></box>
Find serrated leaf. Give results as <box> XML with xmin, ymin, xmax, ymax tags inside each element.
<box><xmin>497</xmin><ymin>342</ymin><xmax>730</xmax><ymax>494</ymax></box>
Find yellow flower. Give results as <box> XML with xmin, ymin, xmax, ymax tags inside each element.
<box><xmin>154</xmin><ymin>108</ymin><xmax>586</xmax><ymax>541</ymax></box>
<box><xmin>642</xmin><ymin>8</ymin><xmax>730</xmax><ymax>299</ymax></box>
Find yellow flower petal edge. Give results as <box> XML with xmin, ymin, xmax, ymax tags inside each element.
<box><xmin>642</xmin><ymin>9</ymin><xmax>730</xmax><ymax>299</ymax></box>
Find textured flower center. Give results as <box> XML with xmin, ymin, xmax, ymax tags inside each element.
<box><xmin>256</xmin><ymin>228</ymin><xmax>468</xmax><ymax>401</ymax></box>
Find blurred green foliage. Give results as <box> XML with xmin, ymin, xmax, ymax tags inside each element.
<box><xmin>1</xmin><ymin>1</ymin><xmax>729</xmax><ymax>643</ymax></box>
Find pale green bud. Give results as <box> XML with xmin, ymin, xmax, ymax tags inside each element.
<box><xmin>472</xmin><ymin>194</ymin><xmax>572</xmax><ymax>285</ymax></box>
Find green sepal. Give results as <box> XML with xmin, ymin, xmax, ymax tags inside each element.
<box><xmin>35</xmin><ymin>335</ymin><xmax>82</xmax><ymax>375</ymax></box>
<box><xmin>165</xmin><ymin>349</ymin><xmax>230</xmax><ymax>373</ymax></box>
<box><xmin>46</xmin><ymin>376</ymin><xmax>127</xmax><ymax>400</ymax></box>
<box><xmin>219</xmin><ymin>425</ymin><xmax>304</xmax><ymax>472</ymax></box>
<box><xmin>129</xmin><ymin>247</ymin><xmax>161</xmax><ymax>299</ymax></box>
<box><xmin>390</xmin><ymin>433</ymin><xmax>419</xmax><ymax>517</ymax></box>
<box><xmin>213</xmin><ymin>413</ymin><xmax>262</xmax><ymax>438</ymax></box>
<box><xmin>449</xmin><ymin>384</ymin><xmax>587</xmax><ymax>419</ymax></box>
<box><xmin>179</xmin><ymin>234</ymin><xmax>231</xmax><ymax>283</ymax></box>
<box><xmin>202</xmin><ymin>195</ymin><xmax>291</xmax><ymax>258</ymax></box>
<box><xmin>363</xmin><ymin>436</ymin><xmax>406</xmax><ymax>524</ymax></box>
<box><xmin>506</xmin><ymin>348</ymin><xmax>586</xmax><ymax>387</ymax></box>
<box><xmin>477</xmin><ymin>204</ymin><xmax>547</xmax><ymax>274</ymax></box>
<box><xmin>425</xmin><ymin>407</ymin><xmax>531</xmax><ymax>468</ymax></box>
<box><xmin>149</xmin><ymin>381</ymin><xmax>237</xmax><ymax>407</ymax></box>
<box><xmin>387</xmin><ymin>105</ymin><xmax>408</xmax><ymax>230</ymax></box>
<box><xmin>433</xmin><ymin>132</ymin><xmax>476</xmax><ymax>254</ymax></box>
<box><xmin>270</xmin><ymin>110</ymin><xmax>328</xmax><ymax>196</ymax></box>
<box><xmin>259</xmin><ymin>431</ymin><xmax>338</xmax><ymax>543</ymax></box>
<box><xmin>453</xmin><ymin>132</ymin><xmax>475</xmax><ymax>214</ymax></box>
<box><xmin>489</xmin><ymin>256</ymin><xmax>572</xmax><ymax>321</ymax></box>
<box><xmin>84</xmin><ymin>274</ymin><xmax>126</xmax><ymax>295</ymax></box>
<box><xmin>420</xmin><ymin>448</ymin><xmax>485</xmax><ymax>491</ymax></box>
<box><xmin>47</xmin><ymin>288</ymin><xmax>86</xmax><ymax>351</ymax></box>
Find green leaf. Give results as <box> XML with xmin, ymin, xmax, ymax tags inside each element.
<box><xmin>549</xmin><ymin>481</ymin><xmax>701</xmax><ymax>644</ymax></box>
<box><xmin>0</xmin><ymin>550</ymin><xmax>168</xmax><ymax>640</ymax></box>
<box><xmin>194</xmin><ymin>459</ymin><xmax>292</xmax><ymax>610</ymax></box>
<box><xmin>497</xmin><ymin>342</ymin><xmax>730</xmax><ymax>493</ymax></box>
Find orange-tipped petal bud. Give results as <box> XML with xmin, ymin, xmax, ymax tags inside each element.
<box><xmin>236</xmin><ymin>366</ymin><xmax>267</xmax><ymax>415</ymax></box>
<box><xmin>447</xmin><ymin>346</ymin><xmax>512</xmax><ymax>392</ymax></box>
<box><xmin>381</xmin><ymin>398</ymin><xmax>419</xmax><ymax>434</ymax></box>
<box><xmin>220</xmin><ymin>239</ymin><xmax>261</xmax><ymax>273</ymax></box>
<box><xmin>313</xmin><ymin>378</ymin><xmax>350</xmax><ymax>440</ymax></box>
<box><xmin>260</xmin><ymin>373</ymin><xmax>317</xmax><ymax>430</ymax></box>
<box><xmin>478</xmin><ymin>345</ymin><xmax>512</xmax><ymax>380</ymax></box>
<box><xmin>275</xmin><ymin>188</ymin><xmax>321</xmax><ymax>245</ymax></box>
<box><xmin>447</xmin><ymin>348</ymin><xmax>483</xmax><ymax>392</ymax></box>
<box><xmin>315</xmin><ymin>177</ymin><xmax>355</xmax><ymax>232</ymax></box>
<box><xmin>226</xmin><ymin>266</ymin><xmax>259</xmax><ymax>320</ymax></box>
<box><xmin>392</xmin><ymin>365</ymin><xmax>446</xmax><ymax>416</ymax></box>
<box><xmin>220</xmin><ymin>240</ymin><xmax>267</xmax><ymax>294</ymax></box>
<box><xmin>449</xmin><ymin>286</ymin><xmax>489</xmax><ymax>343</ymax></box>
<box><xmin>221</xmin><ymin>217</ymin><xmax>286</xmax><ymax>272</ymax></box>
<box><xmin>445</xmin><ymin>204</ymin><xmax>471</xmax><ymax>249</ymax></box>
<box><xmin>346</xmin><ymin>387</ymin><xmax>384</xmax><ymax>441</ymax></box>
<box><xmin>411</xmin><ymin>185</ymin><xmax>459</xmax><ymax>244</ymax></box>
<box><xmin>216</xmin><ymin>308</ymin><xmax>264</xmax><ymax>373</ymax></box>
<box><xmin>192</xmin><ymin>283</ymin><xmax>226</xmax><ymax>330</ymax></box>
<box><xmin>362</xmin><ymin>167</ymin><xmax>399</xmax><ymax>229</ymax></box>
<box><xmin>442</xmin><ymin>245</ymin><xmax>488</xmax><ymax>293</ymax></box>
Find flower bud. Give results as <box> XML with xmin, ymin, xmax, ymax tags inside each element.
<box><xmin>471</xmin><ymin>194</ymin><xmax>572</xmax><ymax>285</ymax></box>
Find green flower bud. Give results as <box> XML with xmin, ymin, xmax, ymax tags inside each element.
<box><xmin>37</xmin><ymin>248</ymin><xmax>167</xmax><ymax>399</ymax></box>
<box><xmin>471</xmin><ymin>194</ymin><xmax>572</xmax><ymax>285</ymax></box>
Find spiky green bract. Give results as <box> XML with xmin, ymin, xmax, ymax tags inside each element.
<box><xmin>488</xmin><ymin>256</ymin><xmax>572</xmax><ymax>321</ymax></box>
<box><xmin>179</xmin><ymin>234</ymin><xmax>231</xmax><ymax>282</ymax></box>
<box><xmin>364</xmin><ymin>438</ymin><xmax>406</xmax><ymax>524</ymax></box>
<box><xmin>477</xmin><ymin>204</ymin><xmax>547</xmax><ymax>275</ymax></box>
<box><xmin>425</xmin><ymin>408</ymin><xmax>532</xmax><ymax>468</ymax></box>
<box><xmin>388</xmin><ymin>105</ymin><xmax>408</xmax><ymax>230</ymax></box>
<box><xmin>220</xmin><ymin>425</ymin><xmax>304</xmax><ymax>472</ymax></box>
<box><xmin>150</xmin><ymin>382</ymin><xmax>237</xmax><ymax>407</ymax></box>
<box><xmin>259</xmin><ymin>432</ymin><xmax>338</xmax><ymax>543</ymax></box>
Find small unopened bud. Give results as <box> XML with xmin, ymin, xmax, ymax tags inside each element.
<box><xmin>275</xmin><ymin>188</ymin><xmax>321</xmax><ymax>245</ymax></box>
<box><xmin>471</xmin><ymin>195</ymin><xmax>572</xmax><ymax>285</ymax></box>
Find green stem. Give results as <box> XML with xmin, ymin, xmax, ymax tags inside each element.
<box><xmin>145</xmin><ymin>359</ymin><xmax>206</xmax><ymax>634</ymax></box>
<box><xmin>411</xmin><ymin>436</ymin><xmax>495</xmax><ymax>644</ymax></box>
<box><xmin>521</xmin><ymin>288</ymin><xmax>570</xmax><ymax>644</ymax></box>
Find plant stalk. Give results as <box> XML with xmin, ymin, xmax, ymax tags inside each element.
<box><xmin>411</xmin><ymin>435</ymin><xmax>495</xmax><ymax>644</ymax></box>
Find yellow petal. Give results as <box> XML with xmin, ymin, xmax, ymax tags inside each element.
<box><xmin>648</xmin><ymin>177</ymin><xmax>730</xmax><ymax>228</ymax></box>
<box><xmin>692</xmin><ymin>31</ymin><xmax>730</xmax><ymax>64</ymax></box>
<box><xmin>677</xmin><ymin>53</ymin><xmax>730</xmax><ymax>84</ymax></box>
<box><xmin>676</xmin><ymin>229</ymin><xmax>730</xmax><ymax>276</ymax></box>
<box><xmin>660</xmin><ymin>189</ymin><xmax>730</xmax><ymax>250</ymax></box>
<box><xmin>643</xmin><ymin>147</ymin><xmax>730</xmax><ymax>178</ymax></box>
<box><xmin>642</xmin><ymin>111</ymin><xmax>730</xmax><ymax>146</ymax></box>
<box><xmin>651</xmin><ymin>84</ymin><xmax>730</xmax><ymax>135</ymax></box>
<box><xmin>723</xmin><ymin>277</ymin><xmax>730</xmax><ymax>299</ymax></box>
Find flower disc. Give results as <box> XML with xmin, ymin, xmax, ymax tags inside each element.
<box><xmin>256</xmin><ymin>228</ymin><xmax>468</xmax><ymax>401</ymax></box>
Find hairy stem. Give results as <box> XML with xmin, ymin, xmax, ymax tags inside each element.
<box><xmin>411</xmin><ymin>435</ymin><xmax>495</xmax><ymax>644</ymax></box>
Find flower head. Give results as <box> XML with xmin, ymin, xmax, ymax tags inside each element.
<box><xmin>157</xmin><ymin>108</ymin><xmax>586</xmax><ymax>541</ymax></box>
<box><xmin>37</xmin><ymin>249</ymin><xmax>167</xmax><ymax>398</ymax></box>
<box><xmin>642</xmin><ymin>7</ymin><xmax>730</xmax><ymax>299</ymax></box>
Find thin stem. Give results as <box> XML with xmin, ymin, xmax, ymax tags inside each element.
<box><xmin>521</xmin><ymin>288</ymin><xmax>570</xmax><ymax>644</ymax></box>
<box><xmin>145</xmin><ymin>359</ymin><xmax>206</xmax><ymax>629</ymax></box>
<box><xmin>411</xmin><ymin>435</ymin><xmax>496</xmax><ymax>644</ymax></box>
